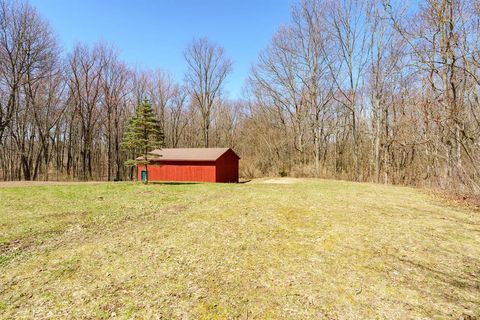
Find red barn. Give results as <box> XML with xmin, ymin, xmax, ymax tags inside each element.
<box><xmin>137</xmin><ymin>148</ymin><xmax>240</xmax><ymax>183</ymax></box>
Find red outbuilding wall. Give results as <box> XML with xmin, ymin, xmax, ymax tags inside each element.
<box><xmin>215</xmin><ymin>149</ymin><xmax>239</xmax><ymax>183</ymax></box>
<box><xmin>137</xmin><ymin>161</ymin><xmax>216</xmax><ymax>183</ymax></box>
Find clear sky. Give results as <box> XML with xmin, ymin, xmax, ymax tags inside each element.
<box><xmin>29</xmin><ymin>0</ymin><xmax>293</xmax><ymax>99</ymax></box>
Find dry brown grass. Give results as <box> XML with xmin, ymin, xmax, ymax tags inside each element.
<box><xmin>0</xmin><ymin>179</ymin><xmax>479</xmax><ymax>319</ymax></box>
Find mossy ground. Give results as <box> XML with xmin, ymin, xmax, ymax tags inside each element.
<box><xmin>0</xmin><ymin>179</ymin><xmax>479</xmax><ymax>319</ymax></box>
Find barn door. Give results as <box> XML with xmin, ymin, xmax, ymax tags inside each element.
<box><xmin>141</xmin><ymin>170</ymin><xmax>148</xmax><ymax>183</ymax></box>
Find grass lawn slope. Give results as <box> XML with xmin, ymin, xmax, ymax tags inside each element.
<box><xmin>1</xmin><ymin>179</ymin><xmax>479</xmax><ymax>319</ymax></box>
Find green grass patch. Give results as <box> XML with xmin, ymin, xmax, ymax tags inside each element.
<box><xmin>0</xmin><ymin>179</ymin><xmax>479</xmax><ymax>318</ymax></box>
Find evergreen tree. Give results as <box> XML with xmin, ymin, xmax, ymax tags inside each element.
<box><xmin>122</xmin><ymin>99</ymin><xmax>164</xmax><ymax>183</ymax></box>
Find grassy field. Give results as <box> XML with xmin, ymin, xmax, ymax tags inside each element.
<box><xmin>0</xmin><ymin>179</ymin><xmax>479</xmax><ymax>319</ymax></box>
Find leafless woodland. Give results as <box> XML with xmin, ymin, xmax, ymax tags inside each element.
<box><xmin>1</xmin><ymin>0</ymin><xmax>479</xmax><ymax>194</ymax></box>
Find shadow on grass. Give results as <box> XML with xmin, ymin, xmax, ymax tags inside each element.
<box><xmin>149</xmin><ymin>181</ymin><xmax>200</xmax><ymax>186</ymax></box>
<box><xmin>148</xmin><ymin>181</ymin><xmax>246</xmax><ymax>185</ymax></box>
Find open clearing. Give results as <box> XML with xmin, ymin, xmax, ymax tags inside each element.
<box><xmin>1</xmin><ymin>179</ymin><xmax>479</xmax><ymax>319</ymax></box>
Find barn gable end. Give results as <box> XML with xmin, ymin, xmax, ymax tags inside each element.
<box><xmin>215</xmin><ymin>149</ymin><xmax>240</xmax><ymax>183</ymax></box>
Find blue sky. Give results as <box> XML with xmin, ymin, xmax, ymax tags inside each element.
<box><xmin>29</xmin><ymin>0</ymin><xmax>292</xmax><ymax>99</ymax></box>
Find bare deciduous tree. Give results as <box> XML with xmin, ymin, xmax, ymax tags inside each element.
<box><xmin>184</xmin><ymin>38</ymin><xmax>232</xmax><ymax>147</ymax></box>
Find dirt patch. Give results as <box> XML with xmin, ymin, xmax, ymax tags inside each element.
<box><xmin>0</xmin><ymin>238</ymin><xmax>35</xmax><ymax>255</ymax></box>
<box><xmin>163</xmin><ymin>204</ymin><xmax>189</xmax><ymax>215</ymax></box>
<box><xmin>254</xmin><ymin>178</ymin><xmax>303</xmax><ymax>184</ymax></box>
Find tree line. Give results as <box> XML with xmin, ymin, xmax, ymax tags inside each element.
<box><xmin>0</xmin><ymin>0</ymin><xmax>233</xmax><ymax>182</ymax></box>
<box><xmin>1</xmin><ymin>0</ymin><xmax>479</xmax><ymax>194</ymax></box>
<box><xmin>245</xmin><ymin>0</ymin><xmax>480</xmax><ymax>194</ymax></box>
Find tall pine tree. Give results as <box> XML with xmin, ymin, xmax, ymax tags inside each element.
<box><xmin>122</xmin><ymin>99</ymin><xmax>164</xmax><ymax>183</ymax></box>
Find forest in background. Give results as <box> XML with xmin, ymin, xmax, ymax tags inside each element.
<box><xmin>1</xmin><ymin>0</ymin><xmax>480</xmax><ymax>195</ymax></box>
